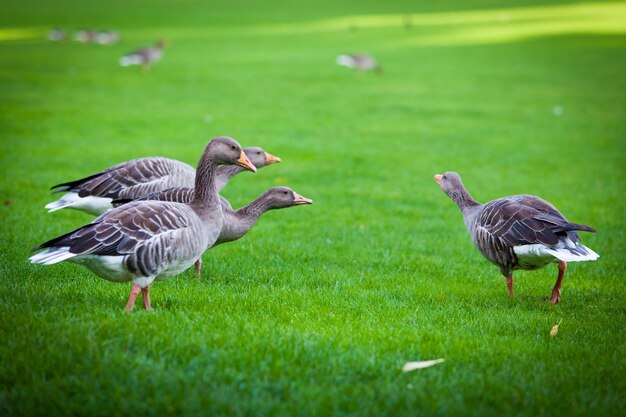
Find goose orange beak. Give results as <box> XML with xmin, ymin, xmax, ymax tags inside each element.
<box><xmin>434</xmin><ymin>174</ymin><xmax>443</xmax><ymax>185</ymax></box>
<box><xmin>264</xmin><ymin>152</ymin><xmax>282</xmax><ymax>165</ymax></box>
<box><xmin>293</xmin><ymin>192</ymin><xmax>313</xmax><ymax>205</ymax></box>
<box><xmin>237</xmin><ymin>151</ymin><xmax>257</xmax><ymax>172</ymax></box>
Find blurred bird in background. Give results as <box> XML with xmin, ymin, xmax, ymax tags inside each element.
<box><xmin>120</xmin><ymin>39</ymin><xmax>169</xmax><ymax>71</ymax></box>
<box><xmin>95</xmin><ymin>30</ymin><xmax>120</xmax><ymax>45</ymax></box>
<box><xmin>48</xmin><ymin>28</ymin><xmax>67</xmax><ymax>42</ymax></box>
<box><xmin>74</xmin><ymin>29</ymin><xmax>97</xmax><ymax>43</ymax></box>
<box><xmin>336</xmin><ymin>54</ymin><xmax>382</xmax><ymax>73</ymax></box>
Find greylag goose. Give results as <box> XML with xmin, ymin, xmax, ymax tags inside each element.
<box><xmin>74</xmin><ymin>29</ymin><xmax>97</xmax><ymax>43</ymax></box>
<box><xmin>336</xmin><ymin>54</ymin><xmax>381</xmax><ymax>72</ymax></box>
<box><xmin>95</xmin><ymin>30</ymin><xmax>120</xmax><ymax>45</ymax></box>
<box><xmin>48</xmin><ymin>28</ymin><xmax>67</xmax><ymax>42</ymax></box>
<box><xmin>114</xmin><ymin>186</ymin><xmax>313</xmax><ymax>274</ymax></box>
<box><xmin>29</xmin><ymin>136</ymin><xmax>256</xmax><ymax>311</ymax></box>
<box><xmin>435</xmin><ymin>172</ymin><xmax>599</xmax><ymax>303</ymax></box>
<box><xmin>45</xmin><ymin>146</ymin><xmax>280</xmax><ymax>215</ymax></box>
<box><xmin>120</xmin><ymin>40</ymin><xmax>168</xmax><ymax>70</ymax></box>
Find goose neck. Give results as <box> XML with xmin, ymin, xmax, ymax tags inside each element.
<box><xmin>216</xmin><ymin>165</ymin><xmax>244</xmax><ymax>181</ymax></box>
<box><xmin>191</xmin><ymin>156</ymin><xmax>220</xmax><ymax>209</ymax></box>
<box><xmin>237</xmin><ymin>197</ymin><xmax>272</xmax><ymax>222</ymax></box>
<box><xmin>449</xmin><ymin>188</ymin><xmax>480</xmax><ymax>212</ymax></box>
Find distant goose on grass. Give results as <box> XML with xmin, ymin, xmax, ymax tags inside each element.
<box><xmin>74</xmin><ymin>29</ymin><xmax>97</xmax><ymax>43</ymax></box>
<box><xmin>48</xmin><ymin>28</ymin><xmax>67</xmax><ymax>42</ymax></box>
<box><xmin>434</xmin><ymin>172</ymin><xmax>598</xmax><ymax>303</ymax></box>
<box><xmin>45</xmin><ymin>146</ymin><xmax>281</xmax><ymax>216</ymax></box>
<box><xmin>95</xmin><ymin>30</ymin><xmax>120</xmax><ymax>45</ymax></box>
<box><xmin>30</xmin><ymin>137</ymin><xmax>257</xmax><ymax>311</ymax></box>
<box><xmin>114</xmin><ymin>186</ymin><xmax>313</xmax><ymax>275</ymax></box>
<box><xmin>120</xmin><ymin>40</ymin><xmax>168</xmax><ymax>70</ymax></box>
<box><xmin>336</xmin><ymin>54</ymin><xmax>381</xmax><ymax>73</ymax></box>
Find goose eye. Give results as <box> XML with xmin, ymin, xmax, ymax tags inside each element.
<box><xmin>284</xmin><ymin>191</ymin><xmax>288</xmax><ymax>195</ymax></box>
<box><xmin>231</xmin><ymin>145</ymin><xmax>237</xmax><ymax>151</ymax></box>
<box><xmin>443</xmin><ymin>175</ymin><xmax>447</xmax><ymax>180</ymax></box>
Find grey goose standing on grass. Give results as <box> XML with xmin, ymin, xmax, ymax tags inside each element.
<box><xmin>119</xmin><ymin>39</ymin><xmax>168</xmax><ymax>71</ymax></box>
<box><xmin>30</xmin><ymin>137</ymin><xmax>257</xmax><ymax>311</ymax></box>
<box><xmin>113</xmin><ymin>186</ymin><xmax>313</xmax><ymax>275</ymax></box>
<box><xmin>45</xmin><ymin>146</ymin><xmax>281</xmax><ymax>215</ymax></box>
<box><xmin>434</xmin><ymin>172</ymin><xmax>598</xmax><ymax>303</ymax></box>
<box><xmin>336</xmin><ymin>54</ymin><xmax>382</xmax><ymax>73</ymax></box>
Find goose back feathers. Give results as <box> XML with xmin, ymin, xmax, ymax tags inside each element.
<box><xmin>46</xmin><ymin>157</ymin><xmax>196</xmax><ymax>215</ymax></box>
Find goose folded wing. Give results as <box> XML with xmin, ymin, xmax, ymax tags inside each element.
<box><xmin>476</xmin><ymin>199</ymin><xmax>567</xmax><ymax>247</ymax></box>
<box><xmin>112</xmin><ymin>186</ymin><xmax>195</xmax><ymax>207</ymax></box>
<box><xmin>514</xmin><ymin>195</ymin><xmax>563</xmax><ymax>218</ymax></box>
<box><xmin>50</xmin><ymin>160</ymin><xmax>144</xmax><ymax>195</ymax></box>
<box><xmin>52</xmin><ymin>157</ymin><xmax>182</xmax><ymax>199</ymax></box>
<box><xmin>35</xmin><ymin>202</ymin><xmax>194</xmax><ymax>257</ymax></box>
<box><xmin>86</xmin><ymin>158</ymin><xmax>182</xmax><ymax>198</ymax></box>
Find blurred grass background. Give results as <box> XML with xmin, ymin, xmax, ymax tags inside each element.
<box><xmin>0</xmin><ymin>1</ymin><xmax>624</xmax><ymax>416</ymax></box>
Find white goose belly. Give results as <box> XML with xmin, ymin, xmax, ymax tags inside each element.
<box><xmin>513</xmin><ymin>244</ymin><xmax>556</xmax><ymax>270</ymax></box>
<box><xmin>71</xmin><ymin>252</ymin><xmax>200</xmax><ymax>283</ymax></box>
<box><xmin>71</xmin><ymin>255</ymin><xmax>133</xmax><ymax>282</ymax></box>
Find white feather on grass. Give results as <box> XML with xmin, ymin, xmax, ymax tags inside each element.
<box><xmin>401</xmin><ymin>359</ymin><xmax>445</xmax><ymax>372</ymax></box>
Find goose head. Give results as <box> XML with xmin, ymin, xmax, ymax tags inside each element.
<box><xmin>434</xmin><ymin>171</ymin><xmax>465</xmax><ymax>194</ymax></box>
<box><xmin>207</xmin><ymin>136</ymin><xmax>256</xmax><ymax>172</ymax></box>
<box><xmin>244</xmin><ymin>147</ymin><xmax>282</xmax><ymax>168</ymax></box>
<box><xmin>435</xmin><ymin>171</ymin><xmax>480</xmax><ymax>211</ymax></box>
<box><xmin>263</xmin><ymin>187</ymin><xmax>313</xmax><ymax>209</ymax></box>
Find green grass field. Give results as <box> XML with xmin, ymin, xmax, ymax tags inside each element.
<box><xmin>1</xmin><ymin>1</ymin><xmax>625</xmax><ymax>416</ymax></box>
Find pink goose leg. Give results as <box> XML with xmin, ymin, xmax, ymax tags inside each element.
<box><xmin>194</xmin><ymin>259</ymin><xmax>202</xmax><ymax>277</ymax></box>
<box><xmin>125</xmin><ymin>284</ymin><xmax>141</xmax><ymax>311</ymax></box>
<box><xmin>550</xmin><ymin>261</ymin><xmax>567</xmax><ymax>304</ymax></box>
<box><xmin>141</xmin><ymin>285</ymin><xmax>152</xmax><ymax>311</ymax></box>
<box><xmin>506</xmin><ymin>275</ymin><xmax>514</xmax><ymax>298</ymax></box>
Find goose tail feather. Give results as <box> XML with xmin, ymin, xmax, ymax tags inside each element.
<box><xmin>44</xmin><ymin>193</ymin><xmax>80</xmax><ymax>213</ymax></box>
<box><xmin>545</xmin><ymin>244</ymin><xmax>600</xmax><ymax>262</ymax></box>
<box><xmin>29</xmin><ymin>248</ymin><xmax>76</xmax><ymax>265</ymax></box>
<box><xmin>45</xmin><ymin>199</ymin><xmax>73</xmax><ymax>213</ymax></box>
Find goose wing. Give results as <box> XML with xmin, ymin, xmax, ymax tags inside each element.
<box><xmin>33</xmin><ymin>201</ymin><xmax>204</xmax><ymax>276</ymax></box>
<box><xmin>51</xmin><ymin>157</ymin><xmax>195</xmax><ymax>199</ymax></box>
<box><xmin>475</xmin><ymin>196</ymin><xmax>593</xmax><ymax>248</ymax></box>
<box><xmin>112</xmin><ymin>186</ymin><xmax>195</xmax><ymax>207</ymax></box>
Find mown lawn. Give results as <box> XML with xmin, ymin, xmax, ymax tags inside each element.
<box><xmin>0</xmin><ymin>1</ymin><xmax>624</xmax><ymax>416</ymax></box>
